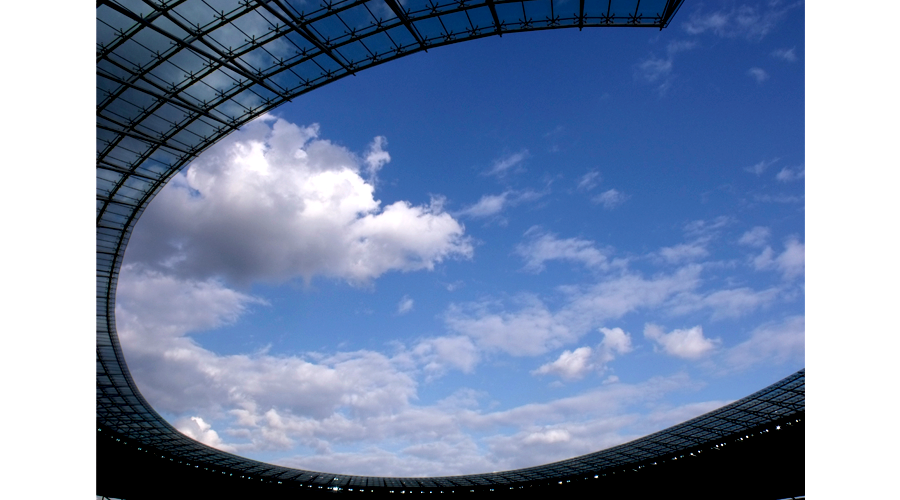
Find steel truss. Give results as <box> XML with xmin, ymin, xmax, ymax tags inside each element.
<box><xmin>93</xmin><ymin>0</ymin><xmax>802</xmax><ymax>496</ymax></box>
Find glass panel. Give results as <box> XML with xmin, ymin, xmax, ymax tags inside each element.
<box><xmin>465</xmin><ymin>6</ymin><xmax>497</xmax><ymax>33</ymax></box>
<box><xmin>637</xmin><ymin>0</ymin><xmax>668</xmax><ymax>20</ymax></box>
<box><xmin>437</xmin><ymin>11</ymin><xmax>473</xmax><ymax>36</ymax></box>
<box><xmin>494</xmin><ymin>2</ymin><xmax>526</xmax><ymax>27</ymax></box>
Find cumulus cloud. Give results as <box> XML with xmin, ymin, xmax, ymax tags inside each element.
<box><xmin>125</xmin><ymin>116</ymin><xmax>472</xmax><ymax>286</ymax></box>
<box><xmin>643</xmin><ymin>324</ymin><xmax>720</xmax><ymax>359</ymax></box>
<box><xmin>175</xmin><ymin>416</ymin><xmax>237</xmax><ymax>453</ymax></box>
<box><xmin>532</xmin><ymin>326</ymin><xmax>635</xmax><ymax>381</ymax></box>
<box><xmin>410</xmin><ymin>335</ymin><xmax>480</xmax><ymax>375</ymax></box>
<box><xmin>739</xmin><ymin>226</ymin><xmax>771</xmax><ymax>247</ymax></box>
<box><xmin>532</xmin><ymin>346</ymin><xmax>595</xmax><ymax>380</ymax></box>
<box><xmin>118</xmin><ymin>263</ymin><xmax>710</xmax><ymax>476</ymax></box>
<box><xmin>748</xmin><ymin>67</ymin><xmax>769</xmax><ymax>83</ymax></box>
<box><xmin>592</xmin><ymin>189</ymin><xmax>629</xmax><ymax>209</ymax></box>
<box><xmin>776</xmin><ymin>165</ymin><xmax>805</xmax><ymax>182</ymax></box>
<box><xmin>516</xmin><ymin>229</ymin><xmax>609</xmax><ymax>272</ymax></box>
<box><xmin>364</xmin><ymin>135</ymin><xmax>391</xmax><ymax>181</ymax></box>
<box><xmin>753</xmin><ymin>237</ymin><xmax>805</xmax><ymax>279</ymax></box>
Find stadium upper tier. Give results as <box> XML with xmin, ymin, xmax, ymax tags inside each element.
<box><xmin>96</xmin><ymin>0</ymin><xmax>802</xmax><ymax>496</ymax></box>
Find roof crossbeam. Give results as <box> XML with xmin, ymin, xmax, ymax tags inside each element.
<box><xmin>260</xmin><ymin>0</ymin><xmax>355</xmax><ymax>75</ymax></box>
<box><xmin>103</xmin><ymin>0</ymin><xmax>286</xmax><ymax>100</ymax></box>
<box><xmin>382</xmin><ymin>0</ymin><xmax>427</xmax><ymax>50</ymax></box>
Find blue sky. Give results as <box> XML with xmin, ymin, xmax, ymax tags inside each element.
<box><xmin>115</xmin><ymin>1</ymin><xmax>805</xmax><ymax>477</ymax></box>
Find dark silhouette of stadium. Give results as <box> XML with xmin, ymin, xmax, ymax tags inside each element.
<box><xmin>96</xmin><ymin>1</ymin><xmax>804</xmax><ymax>497</ymax></box>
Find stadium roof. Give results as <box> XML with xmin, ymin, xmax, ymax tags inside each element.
<box><xmin>95</xmin><ymin>0</ymin><xmax>803</xmax><ymax>494</ymax></box>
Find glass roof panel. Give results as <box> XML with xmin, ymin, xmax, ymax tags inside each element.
<box><xmin>437</xmin><ymin>11</ymin><xmax>475</xmax><ymax>36</ymax></box>
<box><xmin>636</xmin><ymin>0</ymin><xmax>669</xmax><ymax>20</ymax></box>
<box><xmin>465</xmin><ymin>7</ymin><xmax>497</xmax><ymax>32</ymax></box>
<box><xmin>494</xmin><ymin>2</ymin><xmax>526</xmax><ymax>27</ymax></box>
<box><xmin>383</xmin><ymin>25</ymin><xmax>419</xmax><ymax>50</ymax></box>
<box><xmin>170</xmin><ymin>1</ymin><xmax>220</xmax><ymax>30</ymax></box>
<box><xmin>523</xmin><ymin>0</ymin><xmax>553</xmax><ymax>24</ymax></box>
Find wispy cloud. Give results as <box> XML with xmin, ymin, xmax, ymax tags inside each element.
<box><xmin>738</xmin><ymin>226</ymin><xmax>771</xmax><ymax>247</ymax></box>
<box><xmin>457</xmin><ymin>189</ymin><xmax>545</xmax><ymax>219</ymax></box>
<box><xmin>683</xmin><ymin>3</ymin><xmax>798</xmax><ymax>41</ymax></box>
<box><xmin>484</xmin><ymin>150</ymin><xmax>529</xmax><ymax>177</ymax></box>
<box><xmin>634</xmin><ymin>40</ymin><xmax>698</xmax><ymax>96</ymax></box>
<box><xmin>592</xmin><ymin>188</ymin><xmax>629</xmax><ymax>209</ymax></box>
<box><xmin>397</xmin><ymin>295</ymin><xmax>414</xmax><ymax>315</ymax></box>
<box><xmin>744</xmin><ymin>158</ymin><xmax>779</xmax><ymax>176</ymax></box>
<box><xmin>748</xmin><ymin>67</ymin><xmax>769</xmax><ymax>83</ymax></box>
<box><xmin>577</xmin><ymin>170</ymin><xmax>601</xmax><ymax>192</ymax></box>
<box><xmin>776</xmin><ymin>165</ymin><xmax>805</xmax><ymax>182</ymax></box>
<box><xmin>771</xmin><ymin>47</ymin><xmax>798</xmax><ymax>62</ymax></box>
<box><xmin>722</xmin><ymin>316</ymin><xmax>805</xmax><ymax>372</ymax></box>
<box><xmin>516</xmin><ymin>229</ymin><xmax>610</xmax><ymax>273</ymax></box>
<box><xmin>458</xmin><ymin>192</ymin><xmax>510</xmax><ymax>218</ymax></box>
<box><xmin>752</xmin><ymin>237</ymin><xmax>804</xmax><ymax>279</ymax></box>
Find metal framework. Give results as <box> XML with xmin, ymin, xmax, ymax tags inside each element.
<box><xmin>93</xmin><ymin>0</ymin><xmax>801</xmax><ymax>496</ymax></box>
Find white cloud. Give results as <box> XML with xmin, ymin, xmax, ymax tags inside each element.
<box><xmin>771</xmin><ymin>47</ymin><xmax>798</xmax><ymax>62</ymax></box>
<box><xmin>577</xmin><ymin>170</ymin><xmax>601</xmax><ymax>191</ymax></box>
<box><xmin>667</xmin><ymin>40</ymin><xmax>698</xmax><ymax>55</ymax></box>
<box><xmin>739</xmin><ymin>226</ymin><xmax>771</xmax><ymax>247</ymax></box>
<box><xmin>683</xmin><ymin>3</ymin><xmax>796</xmax><ymax>40</ymax></box>
<box><xmin>592</xmin><ymin>188</ymin><xmax>629</xmax><ymax>209</ymax></box>
<box><xmin>176</xmin><ymin>416</ymin><xmax>237</xmax><ymax>453</ymax></box>
<box><xmin>744</xmin><ymin>158</ymin><xmax>779</xmax><ymax>175</ymax></box>
<box><xmin>597</xmin><ymin>327</ymin><xmax>633</xmax><ymax>364</ymax></box>
<box><xmin>634</xmin><ymin>40</ymin><xmax>696</xmax><ymax>96</ymax></box>
<box><xmin>753</xmin><ymin>237</ymin><xmax>805</xmax><ymax>279</ymax></box>
<box><xmin>643</xmin><ymin>324</ymin><xmax>720</xmax><ymax>359</ymax></box>
<box><xmin>364</xmin><ymin>135</ymin><xmax>390</xmax><ymax>181</ymax></box>
<box><xmin>458</xmin><ymin>192</ymin><xmax>509</xmax><ymax>218</ymax></box>
<box><xmin>447</xmin><ymin>266</ymin><xmax>703</xmax><ymax>357</ymax></box>
<box><xmin>659</xmin><ymin>241</ymin><xmax>709</xmax><ymax>263</ymax></box>
<box><xmin>531</xmin><ymin>327</ymin><xmax>634</xmax><ymax>380</ymax></box>
<box><xmin>668</xmin><ymin>286</ymin><xmax>781</xmax><ymax>321</ymax></box>
<box><xmin>445</xmin><ymin>298</ymin><xmax>575</xmax><ymax>357</ymax></box>
<box><xmin>636</xmin><ymin>56</ymin><xmax>674</xmax><ymax>95</ymax></box>
<box><xmin>125</xmin><ymin>116</ymin><xmax>472</xmax><ymax>286</ymax></box>
<box><xmin>723</xmin><ymin>316</ymin><xmax>805</xmax><ymax>371</ymax></box>
<box><xmin>776</xmin><ymin>165</ymin><xmax>805</xmax><ymax>182</ymax></box>
<box><xmin>532</xmin><ymin>346</ymin><xmax>595</xmax><ymax>380</ymax></box>
<box><xmin>753</xmin><ymin>193</ymin><xmax>803</xmax><ymax>203</ymax></box>
<box><xmin>748</xmin><ymin>67</ymin><xmax>769</xmax><ymax>83</ymax></box>
<box><xmin>397</xmin><ymin>295</ymin><xmax>414</xmax><ymax>315</ymax></box>
<box><xmin>485</xmin><ymin>150</ymin><xmax>529</xmax><ymax>177</ymax></box>
<box><xmin>457</xmin><ymin>189</ymin><xmax>545</xmax><ymax>219</ymax></box>
<box><xmin>410</xmin><ymin>335</ymin><xmax>480</xmax><ymax>375</ymax></box>
<box><xmin>516</xmin><ymin>229</ymin><xmax>609</xmax><ymax>272</ymax></box>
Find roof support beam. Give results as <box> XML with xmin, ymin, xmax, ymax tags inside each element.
<box><xmin>262</xmin><ymin>0</ymin><xmax>355</xmax><ymax>74</ymax></box>
<box><xmin>383</xmin><ymin>0</ymin><xmax>427</xmax><ymax>50</ymax></box>
<box><xmin>486</xmin><ymin>0</ymin><xmax>502</xmax><ymax>36</ymax></box>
